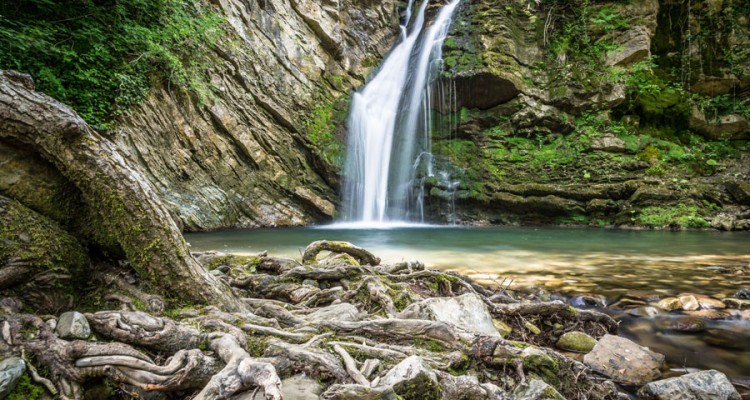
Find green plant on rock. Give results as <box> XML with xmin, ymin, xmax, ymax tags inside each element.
<box><xmin>638</xmin><ymin>204</ymin><xmax>710</xmax><ymax>229</ymax></box>
<box><xmin>305</xmin><ymin>101</ymin><xmax>344</xmax><ymax>168</ymax></box>
<box><xmin>6</xmin><ymin>374</ymin><xmax>45</xmax><ymax>400</ymax></box>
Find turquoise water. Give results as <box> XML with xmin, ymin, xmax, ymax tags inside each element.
<box><xmin>186</xmin><ymin>226</ymin><xmax>750</xmax><ymax>297</ymax></box>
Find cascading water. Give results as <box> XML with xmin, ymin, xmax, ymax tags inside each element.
<box><xmin>341</xmin><ymin>0</ymin><xmax>462</xmax><ymax>225</ymax></box>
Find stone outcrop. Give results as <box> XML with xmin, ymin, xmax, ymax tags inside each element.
<box><xmin>110</xmin><ymin>0</ymin><xmax>399</xmax><ymax>230</ymax></box>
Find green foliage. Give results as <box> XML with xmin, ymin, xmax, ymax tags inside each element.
<box><xmin>6</xmin><ymin>374</ymin><xmax>45</xmax><ymax>400</ymax></box>
<box><xmin>0</xmin><ymin>0</ymin><xmax>222</xmax><ymax>127</ymax></box>
<box><xmin>638</xmin><ymin>204</ymin><xmax>710</xmax><ymax>229</ymax></box>
<box><xmin>694</xmin><ymin>94</ymin><xmax>750</xmax><ymax>120</ymax></box>
<box><xmin>305</xmin><ymin>102</ymin><xmax>345</xmax><ymax>168</ymax></box>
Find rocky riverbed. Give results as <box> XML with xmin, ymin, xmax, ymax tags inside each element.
<box><xmin>1</xmin><ymin>241</ymin><xmax>747</xmax><ymax>399</ymax></box>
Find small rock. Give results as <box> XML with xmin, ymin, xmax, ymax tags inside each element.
<box><xmin>655</xmin><ymin>297</ymin><xmax>682</xmax><ymax>311</ymax></box>
<box><xmin>307</xmin><ymin>303</ymin><xmax>359</xmax><ymax>324</ymax></box>
<box><xmin>722</xmin><ymin>298</ymin><xmax>750</xmax><ymax>310</ymax></box>
<box><xmin>735</xmin><ymin>288</ymin><xmax>750</xmax><ymax>300</ymax></box>
<box><xmin>377</xmin><ymin>356</ymin><xmax>441</xmax><ymax>400</ymax></box>
<box><xmin>279</xmin><ymin>374</ymin><xmax>322</xmax><ymax>400</ymax></box>
<box><xmin>685</xmin><ymin>310</ymin><xmax>730</xmax><ymax>320</ymax></box>
<box><xmin>511</xmin><ymin>379</ymin><xmax>565</xmax><ymax>400</ymax></box>
<box><xmin>590</xmin><ymin>134</ymin><xmax>628</xmax><ymax>153</ymax></box>
<box><xmin>583</xmin><ymin>334</ymin><xmax>664</xmax><ymax>385</ymax></box>
<box><xmin>0</xmin><ymin>357</ymin><xmax>26</xmax><ymax>399</ymax></box>
<box><xmin>524</xmin><ymin>321</ymin><xmax>541</xmax><ymax>335</ymax></box>
<box><xmin>56</xmin><ymin>311</ymin><xmax>91</xmax><ymax>340</ymax></box>
<box><xmin>570</xmin><ymin>295</ymin><xmax>605</xmax><ymax>308</ymax></box>
<box><xmin>626</xmin><ymin>306</ymin><xmax>664</xmax><ymax>317</ymax></box>
<box><xmin>638</xmin><ymin>369</ymin><xmax>740</xmax><ymax>400</ymax></box>
<box><xmin>556</xmin><ymin>331</ymin><xmax>597</xmax><ymax>353</ymax></box>
<box><xmin>697</xmin><ymin>297</ymin><xmax>726</xmax><ymax>310</ymax></box>
<box><xmin>665</xmin><ymin>316</ymin><xmax>707</xmax><ymax>333</ymax></box>
<box><xmin>679</xmin><ymin>295</ymin><xmax>699</xmax><ymax>311</ymax></box>
<box><xmin>398</xmin><ymin>293</ymin><xmax>500</xmax><ymax>337</ymax></box>
<box><xmin>493</xmin><ymin>319</ymin><xmax>512</xmax><ymax>337</ymax></box>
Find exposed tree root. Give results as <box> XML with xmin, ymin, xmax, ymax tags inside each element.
<box><xmin>1</xmin><ymin>240</ymin><xmax>621</xmax><ymax>399</ymax></box>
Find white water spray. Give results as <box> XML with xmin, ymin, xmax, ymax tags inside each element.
<box><xmin>342</xmin><ymin>0</ymin><xmax>462</xmax><ymax>225</ymax></box>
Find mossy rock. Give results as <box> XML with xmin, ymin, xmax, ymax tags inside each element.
<box><xmin>0</xmin><ymin>195</ymin><xmax>90</xmax><ymax>312</ymax></box>
<box><xmin>555</xmin><ymin>331</ymin><xmax>597</xmax><ymax>353</ymax></box>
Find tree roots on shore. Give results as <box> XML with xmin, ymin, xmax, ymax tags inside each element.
<box><xmin>1</xmin><ymin>240</ymin><xmax>621</xmax><ymax>400</ymax></box>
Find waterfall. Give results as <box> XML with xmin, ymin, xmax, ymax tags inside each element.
<box><xmin>342</xmin><ymin>0</ymin><xmax>462</xmax><ymax>225</ymax></box>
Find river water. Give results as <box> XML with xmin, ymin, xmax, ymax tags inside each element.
<box><xmin>185</xmin><ymin>226</ymin><xmax>750</xmax><ymax>384</ymax></box>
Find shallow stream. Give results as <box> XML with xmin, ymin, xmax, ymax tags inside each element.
<box><xmin>186</xmin><ymin>226</ymin><xmax>750</xmax><ymax>385</ymax></box>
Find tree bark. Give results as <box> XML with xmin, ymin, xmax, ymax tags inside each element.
<box><xmin>0</xmin><ymin>70</ymin><xmax>243</xmax><ymax>311</ymax></box>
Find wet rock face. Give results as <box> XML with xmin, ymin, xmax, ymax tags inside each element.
<box><xmin>638</xmin><ymin>369</ymin><xmax>741</xmax><ymax>400</ymax></box>
<box><xmin>111</xmin><ymin>0</ymin><xmax>399</xmax><ymax>230</ymax></box>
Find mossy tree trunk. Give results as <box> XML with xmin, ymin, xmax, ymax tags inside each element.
<box><xmin>0</xmin><ymin>70</ymin><xmax>243</xmax><ymax>311</ymax></box>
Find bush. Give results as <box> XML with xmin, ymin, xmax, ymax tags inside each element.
<box><xmin>0</xmin><ymin>0</ymin><xmax>222</xmax><ymax>128</ymax></box>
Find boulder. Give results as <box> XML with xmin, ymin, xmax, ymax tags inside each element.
<box><xmin>56</xmin><ymin>311</ymin><xmax>91</xmax><ymax>340</ymax></box>
<box><xmin>689</xmin><ymin>106</ymin><xmax>750</xmax><ymax>140</ymax></box>
<box><xmin>0</xmin><ymin>357</ymin><xmax>25</xmax><ymax>400</ymax></box>
<box><xmin>511</xmin><ymin>379</ymin><xmax>565</xmax><ymax>400</ymax></box>
<box><xmin>377</xmin><ymin>356</ymin><xmax>441</xmax><ymax>400</ymax></box>
<box><xmin>307</xmin><ymin>303</ymin><xmax>359</xmax><ymax>324</ymax></box>
<box><xmin>555</xmin><ymin>331</ymin><xmax>597</xmax><ymax>353</ymax></box>
<box><xmin>583</xmin><ymin>334</ymin><xmax>664</xmax><ymax>385</ymax></box>
<box><xmin>398</xmin><ymin>293</ymin><xmax>500</xmax><ymax>337</ymax></box>
<box><xmin>637</xmin><ymin>369</ymin><xmax>741</xmax><ymax>400</ymax></box>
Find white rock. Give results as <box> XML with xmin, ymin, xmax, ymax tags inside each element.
<box><xmin>306</xmin><ymin>303</ymin><xmax>359</xmax><ymax>324</ymax></box>
<box><xmin>638</xmin><ymin>369</ymin><xmax>741</xmax><ymax>400</ymax></box>
<box><xmin>398</xmin><ymin>293</ymin><xmax>500</xmax><ymax>337</ymax></box>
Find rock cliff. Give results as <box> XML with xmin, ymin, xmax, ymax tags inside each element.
<box><xmin>423</xmin><ymin>0</ymin><xmax>750</xmax><ymax>229</ymax></box>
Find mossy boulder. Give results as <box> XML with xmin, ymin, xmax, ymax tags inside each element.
<box><xmin>555</xmin><ymin>331</ymin><xmax>597</xmax><ymax>353</ymax></box>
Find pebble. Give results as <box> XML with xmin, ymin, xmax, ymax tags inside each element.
<box><xmin>56</xmin><ymin>311</ymin><xmax>91</xmax><ymax>340</ymax></box>
<box><xmin>679</xmin><ymin>295</ymin><xmax>699</xmax><ymax>311</ymax></box>
<box><xmin>735</xmin><ymin>288</ymin><xmax>750</xmax><ymax>300</ymax></box>
<box><xmin>655</xmin><ymin>297</ymin><xmax>682</xmax><ymax>311</ymax></box>
<box><xmin>722</xmin><ymin>298</ymin><xmax>750</xmax><ymax>310</ymax></box>
<box><xmin>685</xmin><ymin>309</ymin><xmax>730</xmax><ymax>320</ymax></box>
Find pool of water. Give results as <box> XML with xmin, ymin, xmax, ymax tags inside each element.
<box><xmin>186</xmin><ymin>225</ymin><xmax>750</xmax><ymax>297</ymax></box>
<box><xmin>185</xmin><ymin>226</ymin><xmax>750</xmax><ymax>386</ymax></box>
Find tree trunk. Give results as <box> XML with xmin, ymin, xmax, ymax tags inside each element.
<box><xmin>0</xmin><ymin>70</ymin><xmax>243</xmax><ymax>311</ymax></box>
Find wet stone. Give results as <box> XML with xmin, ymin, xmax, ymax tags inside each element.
<box><xmin>697</xmin><ymin>297</ymin><xmax>726</xmax><ymax>310</ymax></box>
<box><xmin>56</xmin><ymin>311</ymin><xmax>91</xmax><ymax>340</ymax></box>
<box><xmin>685</xmin><ymin>310</ymin><xmax>730</xmax><ymax>320</ymax></box>
<box><xmin>722</xmin><ymin>298</ymin><xmax>750</xmax><ymax>310</ymax></box>
<box><xmin>638</xmin><ymin>369</ymin><xmax>741</xmax><ymax>400</ymax></box>
<box><xmin>735</xmin><ymin>288</ymin><xmax>750</xmax><ymax>300</ymax></box>
<box><xmin>0</xmin><ymin>357</ymin><xmax>25</xmax><ymax>399</ymax></box>
<box><xmin>570</xmin><ymin>295</ymin><xmax>605</xmax><ymax>308</ymax></box>
<box><xmin>665</xmin><ymin>316</ymin><xmax>707</xmax><ymax>333</ymax></box>
<box><xmin>679</xmin><ymin>295</ymin><xmax>699</xmax><ymax>311</ymax></box>
<box><xmin>655</xmin><ymin>297</ymin><xmax>682</xmax><ymax>311</ymax></box>
<box><xmin>626</xmin><ymin>306</ymin><xmax>664</xmax><ymax>317</ymax></box>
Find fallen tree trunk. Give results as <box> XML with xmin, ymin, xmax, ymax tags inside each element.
<box><xmin>0</xmin><ymin>70</ymin><xmax>242</xmax><ymax>311</ymax></box>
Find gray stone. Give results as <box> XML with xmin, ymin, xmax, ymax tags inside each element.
<box><xmin>377</xmin><ymin>356</ymin><xmax>441</xmax><ymax>400</ymax></box>
<box><xmin>511</xmin><ymin>379</ymin><xmax>565</xmax><ymax>400</ymax></box>
<box><xmin>398</xmin><ymin>293</ymin><xmax>500</xmax><ymax>337</ymax></box>
<box><xmin>689</xmin><ymin>106</ymin><xmax>750</xmax><ymax>140</ymax></box>
<box><xmin>0</xmin><ymin>357</ymin><xmax>25</xmax><ymax>400</ymax></box>
<box><xmin>275</xmin><ymin>374</ymin><xmax>322</xmax><ymax>400</ymax></box>
<box><xmin>638</xmin><ymin>369</ymin><xmax>740</xmax><ymax>400</ymax></box>
<box><xmin>306</xmin><ymin>303</ymin><xmax>359</xmax><ymax>324</ymax></box>
<box><xmin>583</xmin><ymin>334</ymin><xmax>664</xmax><ymax>385</ymax></box>
<box><xmin>590</xmin><ymin>134</ymin><xmax>628</xmax><ymax>153</ymax></box>
<box><xmin>56</xmin><ymin>311</ymin><xmax>91</xmax><ymax>340</ymax></box>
